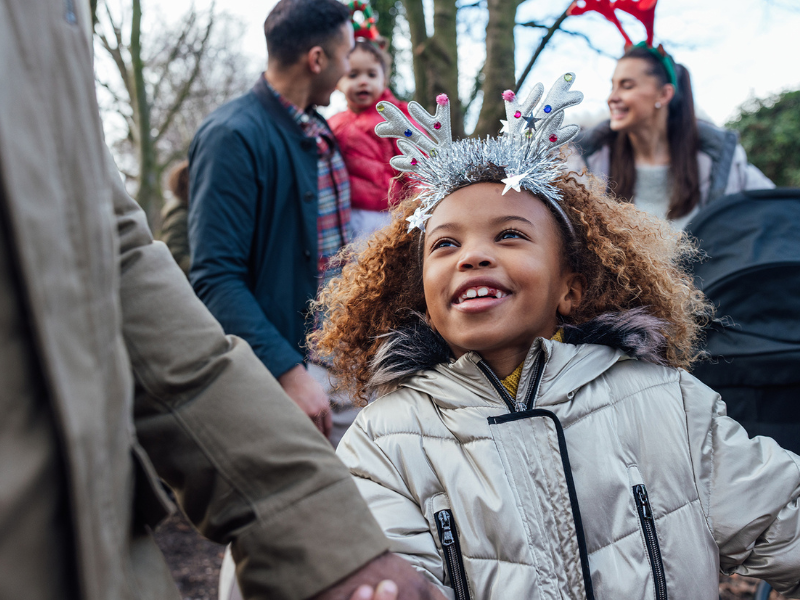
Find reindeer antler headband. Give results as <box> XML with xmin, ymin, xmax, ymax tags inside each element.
<box><xmin>568</xmin><ymin>0</ymin><xmax>677</xmax><ymax>89</ymax></box>
<box><xmin>375</xmin><ymin>73</ymin><xmax>583</xmax><ymax>236</ymax></box>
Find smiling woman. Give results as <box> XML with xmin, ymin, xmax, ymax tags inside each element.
<box><xmin>568</xmin><ymin>46</ymin><xmax>773</xmax><ymax>230</ymax></box>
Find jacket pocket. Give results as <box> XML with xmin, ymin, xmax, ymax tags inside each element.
<box><xmin>131</xmin><ymin>442</ymin><xmax>175</xmax><ymax>531</ymax></box>
<box><xmin>433</xmin><ymin>508</ymin><xmax>471</xmax><ymax>600</ymax></box>
<box><xmin>633</xmin><ymin>483</ymin><xmax>668</xmax><ymax>600</ymax></box>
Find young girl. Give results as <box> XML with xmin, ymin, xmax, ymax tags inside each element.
<box><xmin>329</xmin><ymin>40</ymin><xmax>412</xmax><ymax>240</ymax></box>
<box><xmin>310</xmin><ymin>74</ymin><xmax>800</xmax><ymax>599</ymax></box>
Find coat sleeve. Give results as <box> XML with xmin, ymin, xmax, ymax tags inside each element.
<box><xmin>187</xmin><ymin>123</ymin><xmax>303</xmax><ymax>378</ymax></box>
<box><xmin>337</xmin><ymin>417</ymin><xmax>454</xmax><ymax>599</ymax></box>
<box><xmin>724</xmin><ymin>144</ymin><xmax>775</xmax><ymax>195</ymax></box>
<box><xmin>111</xmin><ymin>153</ymin><xmax>389</xmax><ymax>600</ymax></box>
<box><xmin>681</xmin><ymin>371</ymin><xmax>800</xmax><ymax>597</ymax></box>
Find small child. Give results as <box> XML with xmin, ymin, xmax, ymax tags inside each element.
<box><xmin>329</xmin><ymin>40</ymin><xmax>412</xmax><ymax>240</ymax></box>
<box><xmin>310</xmin><ymin>75</ymin><xmax>800</xmax><ymax>599</ymax></box>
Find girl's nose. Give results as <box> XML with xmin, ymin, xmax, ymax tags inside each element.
<box><xmin>457</xmin><ymin>247</ymin><xmax>495</xmax><ymax>270</ymax></box>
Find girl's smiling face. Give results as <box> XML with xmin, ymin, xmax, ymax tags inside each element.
<box><xmin>339</xmin><ymin>47</ymin><xmax>385</xmax><ymax>113</ymax></box>
<box><xmin>422</xmin><ymin>182</ymin><xmax>583</xmax><ymax>377</ymax></box>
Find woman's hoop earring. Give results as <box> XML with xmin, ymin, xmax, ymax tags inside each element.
<box><xmin>655</xmin><ymin>102</ymin><xmax>662</xmax><ymax>109</ymax></box>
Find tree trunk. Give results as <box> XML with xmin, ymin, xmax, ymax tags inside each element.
<box><xmin>426</xmin><ymin>0</ymin><xmax>463</xmax><ymax>137</ymax></box>
<box><xmin>474</xmin><ymin>0</ymin><xmax>521</xmax><ymax>137</ymax></box>
<box><xmin>402</xmin><ymin>0</ymin><xmax>429</xmax><ymax>110</ymax></box>
<box><xmin>131</xmin><ymin>0</ymin><xmax>160</xmax><ymax>219</ymax></box>
<box><xmin>373</xmin><ymin>0</ymin><xmax>400</xmax><ymax>89</ymax></box>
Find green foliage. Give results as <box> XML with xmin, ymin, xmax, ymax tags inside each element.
<box><xmin>726</xmin><ymin>89</ymin><xmax>800</xmax><ymax>188</ymax></box>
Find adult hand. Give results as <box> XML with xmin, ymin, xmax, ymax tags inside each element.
<box><xmin>278</xmin><ymin>364</ymin><xmax>332</xmax><ymax>438</ymax></box>
<box><xmin>312</xmin><ymin>553</ymin><xmax>448</xmax><ymax>600</ymax></box>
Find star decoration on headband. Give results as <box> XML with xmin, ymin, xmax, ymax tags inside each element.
<box><xmin>374</xmin><ymin>73</ymin><xmax>584</xmax><ymax>239</ymax></box>
<box><xmin>524</xmin><ymin>114</ymin><xmax>542</xmax><ymax>131</ymax></box>
<box><xmin>499</xmin><ymin>120</ymin><xmax>511</xmax><ymax>134</ymax></box>
<box><xmin>501</xmin><ymin>172</ymin><xmax>528</xmax><ymax>195</ymax></box>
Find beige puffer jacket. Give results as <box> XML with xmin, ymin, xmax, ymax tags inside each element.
<box><xmin>337</xmin><ymin>316</ymin><xmax>800</xmax><ymax>599</ymax></box>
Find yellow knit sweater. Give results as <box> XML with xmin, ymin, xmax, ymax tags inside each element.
<box><xmin>501</xmin><ymin>329</ymin><xmax>563</xmax><ymax>398</ymax></box>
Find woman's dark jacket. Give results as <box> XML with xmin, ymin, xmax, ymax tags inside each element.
<box><xmin>188</xmin><ymin>77</ymin><xmax>324</xmax><ymax>378</ymax></box>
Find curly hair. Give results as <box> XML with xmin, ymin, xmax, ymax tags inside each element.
<box><xmin>309</xmin><ymin>173</ymin><xmax>713</xmax><ymax>404</ymax></box>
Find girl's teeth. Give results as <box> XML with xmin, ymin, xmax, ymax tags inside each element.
<box><xmin>477</xmin><ymin>287</ymin><xmax>489</xmax><ymax>297</ymax></box>
<box><xmin>466</xmin><ymin>289</ymin><xmax>477</xmax><ymax>298</ymax></box>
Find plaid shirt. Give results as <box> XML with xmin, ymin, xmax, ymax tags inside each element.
<box><xmin>265</xmin><ymin>82</ymin><xmax>352</xmax><ymax>290</ymax></box>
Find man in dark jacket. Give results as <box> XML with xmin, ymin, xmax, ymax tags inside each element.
<box><xmin>189</xmin><ymin>0</ymin><xmax>355</xmax><ymax>439</ymax></box>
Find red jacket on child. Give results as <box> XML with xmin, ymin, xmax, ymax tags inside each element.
<box><xmin>329</xmin><ymin>89</ymin><xmax>412</xmax><ymax>212</ymax></box>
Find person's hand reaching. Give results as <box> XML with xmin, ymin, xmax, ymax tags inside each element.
<box><xmin>313</xmin><ymin>553</ymin><xmax>449</xmax><ymax>600</ymax></box>
<box><xmin>278</xmin><ymin>364</ymin><xmax>332</xmax><ymax>438</ymax></box>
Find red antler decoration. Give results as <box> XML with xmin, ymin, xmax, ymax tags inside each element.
<box><xmin>567</xmin><ymin>0</ymin><xmax>632</xmax><ymax>46</ymax></box>
<box><xmin>567</xmin><ymin>0</ymin><xmax>659</xmax><ymax>47</ymax></box>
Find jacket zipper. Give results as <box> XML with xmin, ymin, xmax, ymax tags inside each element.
<box><xmin>477</xmin><ymin>353</ymin><xmax>544</xmax><ymax>413</ymax></box>
<box><xmin>434</xmin><ymin>509</ymin><xmax>471</xmax><ymax>600</ymax></box>
<box><xmin>633</xmin><ymin>484</ymin><xmax>668</xmax><ymax>600</ymax></box>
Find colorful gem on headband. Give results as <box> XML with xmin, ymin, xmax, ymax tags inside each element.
<box><xmin>525</xmin><ymin>129</ymin><xmax>533</xmax><ymax>138</ymax></box>
<box><xmin>564</xmin><ymin>74</ymin><xmax>573</xmax><ymax>82</ymax></box>
<box><xmin>514</xmin><ymin>111</ymin><xmax>522</xmax><ymax>118</ymax></box>
<box><xmin>434</xmin><ymin>122</ymin><xmax>442</xmax><ymax>130</ymax></box>
<box><xmin>436</xmin><ymin>94</ymin><xmax>449</xmax><ymax>106</ymax></box>
<box><xmin>502</xmin><ymin>90</ymin><xmax>516</xmax><ymax>102</ymax></box>
<box><xmin>544</xmin><ymin>105</ymin><xmax>552</xmax><ymax>113</ymax></box>
<box><xmin>377</xmin><ymin>103</ymin><xmax>385</xmax><ymax>112</ymax></box>
<box><xmin>404</xmin><ymin>129</ymin><xmax>413</xmax><ymax>137</ymax></box>
<box><xmin>549</xmin><ymin>134</ymin><xmax>558</xmax><ymax>142</ymax></box>
<box><xmin>411</xmin><ymin>158</ymin><xmax>418</xmax><ymax>165</ymax></box>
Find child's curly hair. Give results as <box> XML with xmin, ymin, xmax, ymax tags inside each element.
<box><xmin>309</xmin><ymin>173</ymin><xmax>713</xmax><ymax>404</ymax></box>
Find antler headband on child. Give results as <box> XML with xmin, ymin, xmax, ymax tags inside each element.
<box><xmin>374</xmin><ymin>73</ymin><xmax>584</xmax><ymax>238</ymax></box>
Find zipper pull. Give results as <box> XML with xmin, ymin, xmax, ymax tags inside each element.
<box><xmin>437</xmin><ymin>511</ymin><xmax>455</xmax><ymax>546</ymax></box>
<box><xmin>635</xmin><ymin>485</ymin><xmax>652</xmax><ymax>519</ymax></box>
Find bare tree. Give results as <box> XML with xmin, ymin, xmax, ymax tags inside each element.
<box><xmin>388</xmin><ymin>0</ymin><xmax>604</xmax><ymax>137</ymax></box>
<box><xmin>402</xmin><ymin>0</ymin><xmax>465</xmax><ymax>137</ymax></box>
<box><xmin>94</xmin><ymin>1</ymin><xmax>257</xmax><ymax>222</ymax></box>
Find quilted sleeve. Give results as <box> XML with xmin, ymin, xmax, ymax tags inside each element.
<box><xmin>681</xmin><ymin>371</ymin><xmax>800</xmax><ymax>597</ymax></box>
<box><xmin>337</xmin><ymin>415</ymin><xmax>455</xmax><ymax>600</ymax></box>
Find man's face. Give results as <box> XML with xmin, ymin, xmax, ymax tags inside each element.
<box><xmin>309</xmin><ymin>23</ymin><xmax>354</xmax><ymax>107</ymax></box>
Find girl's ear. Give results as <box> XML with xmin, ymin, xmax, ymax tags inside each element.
<box><xmin>557</xmin><ymin>272</ymin><xmax>586</xmax><ymax>318</ymax></box>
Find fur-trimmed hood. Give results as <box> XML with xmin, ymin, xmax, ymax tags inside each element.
<box><xmin>368</xmin><ymin>307</ymin><xmax>668</xmax><ymax>396</ymax></box>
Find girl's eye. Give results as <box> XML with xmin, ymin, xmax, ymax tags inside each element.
<box><xmin>431</xmin><ymin>238</ymin><xmax>457</xmax><ymax>251</ymax></box>
<box><xmin>498</xmin><ymin>229</ymin><xmax>525</xmax><ymax>240</ymax></box>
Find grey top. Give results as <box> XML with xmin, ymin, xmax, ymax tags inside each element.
<box><xmin>633</xmin><ymin>165</ymin><xmax>698</xmax><ymax>230</ymax></box>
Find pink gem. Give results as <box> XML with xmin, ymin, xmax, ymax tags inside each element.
<box><xmin>502</xmin><ymin>90</ymin><xmax>516</xmax><ymax>102</ymax></box>
<box><xmin>436</xmin><ymin>94</ymin><xmax>449</xmax><ymax>106</ymax></box>
<box><xmin>514</xmin><ymin>111</ymin><xmax>521</xmax><ymax>119</ymax></box>
<box><xmin>549</xmin><ymin>134</ymin><xmax>558</xmax><ymax>143</ymax></box>
<box><xmin>411</xmin><ymin>158</ymin><xmax>418</xmax><ymax>165</ymax></box>
<box><xmin>434</xmin><ymin>122</ymin><xmax>442</xmax><ymax>130</ymax></box>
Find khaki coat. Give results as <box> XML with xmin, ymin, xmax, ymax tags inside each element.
<box><xmin>0</xmin><ymin>1</ymin><xmax>387</xmax><ymax>598</ymax></box>
<box><xmin>338</xmin><ymin>337</ymin><xmax>800</xmax><ymax>599</ymax></box>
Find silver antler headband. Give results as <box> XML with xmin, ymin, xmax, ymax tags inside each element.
<box><xmin>375</xmin><ymin>73</ymin><xmax>583</xmax><ymax>237</ymax></box>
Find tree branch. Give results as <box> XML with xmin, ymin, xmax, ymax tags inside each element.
<box><xmin>151</xmin><ymin>10</ymin><xmax>198</xmax><ymax>104</ymax></box>
<box><xmin>559</xmin><ymin>29</ymin><xmax>616</xmax><ymax>58</ymax></box>
<box><xmin>515</xmin><ymin>5</ymin><xmax>571</xmax><ymax>92</ymax></box>
<box><xmin>155</xmin><ymin>9</ymin><xmax>215</xmax><ymax>143</ymax></box>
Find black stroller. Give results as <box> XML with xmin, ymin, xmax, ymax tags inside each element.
<box><xmin>688</xmin><ymin>188</ymin><xmax>800</xmax><ymax>600</ymax></box>
<box><xmin>688</xmin><ymin>188</ymin><xmax>800</xmax><ymax>455</ymax></box>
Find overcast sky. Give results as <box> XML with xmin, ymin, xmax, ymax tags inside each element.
<box><xmin>133</xmin><ymin>0</ymin><xmax>800</xmax><ymax>128</ymax></box>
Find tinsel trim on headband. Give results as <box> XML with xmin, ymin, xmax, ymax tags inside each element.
<box><xmin>374</xmin><ymin>73</ymin><xmax>584</xmax><ymax>235</ymax></box>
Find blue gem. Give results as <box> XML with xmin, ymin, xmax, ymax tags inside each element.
<box><xmin>543</xmin><ymin>105</ymin><xmax>552</xmax><ymax>113</ymax></box>
<box><xmin>404</xmin><ymin>129</ymin><xmax>413</xmax><ymax>137</ymax></box>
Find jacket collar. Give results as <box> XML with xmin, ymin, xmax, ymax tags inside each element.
<box><xmin>369</xmin><ymin>308</ymin><xmax>668</xmax><ymax>410</ymax></box>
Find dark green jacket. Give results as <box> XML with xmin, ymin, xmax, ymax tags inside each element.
<box><xmin>189</xmin><ymin>78</ymin><xmax>324</xmax><ymax>378</ymax></box>
<box><xmin>159</xmin><ymin>199</ymin><xmax>190</xmax><ymax>275</ymax></box>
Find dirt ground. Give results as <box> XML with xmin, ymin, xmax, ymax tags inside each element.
<box><xmin>155</xmin><ymin>511</ymin><xmax>785</xmax><ymax>600</ymax></box>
